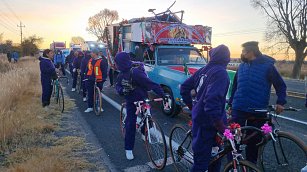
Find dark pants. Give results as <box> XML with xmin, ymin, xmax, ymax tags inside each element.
<box><xmin>55</xmin><ymin>63</ymin><xmax>66</xmax><ymax>76</ymax></box>
<box><xmin>125</xmin><ymin>102</ymin><xmax>138</xmax><ymax>150</ymax></box>
<box><xmin>231</xmin><ymin>110</ymin><xmax>267</xmax><ymax>164</ymax></box>
<box><xmin>81</xmin><ymin>74</ymin><xmax>86</xmax><ymax>98</ymax></box>
<box><xmin>41</xmin><ymin>80</ymin><xmax>53</xmax><ymax>107</ymax></box>
<box><xmin>109</xmin><ymin>68</ymin><xmax>114</xmax><ymax>86</ymax></box>
<box><xmin>69</xmin><ymin>63</ymin><xmax>73</xmax><ymax>76</ymax></box>
<box><xmin>72</xmin><ymin>71</ymin><xmax>78</xmax><ymax>88</ymax></box>
<box><xmin>86</xmin><ymin>80</ymin><xmax>104</xmax><ymax>108</ymax></box>
<box><xmin>191</xmin><ymin>124</ymin><xmax>220</xmax><ymax>172</ymax></box>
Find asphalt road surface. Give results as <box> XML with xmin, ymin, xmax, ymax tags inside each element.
<box><xmin>61</xmin><ymin>75</ymin><xmax>306</xmax><ymax>172</ymax></box>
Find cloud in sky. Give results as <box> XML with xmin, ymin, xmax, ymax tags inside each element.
<box><xmin>0</xmin><ymin>0</ymin><xmax>270</xmax><ymax>58</ymax></box>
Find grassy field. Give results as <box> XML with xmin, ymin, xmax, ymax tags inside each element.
<box><xmin>0</xmin><ymin>55</ymin><xmax>100</xmax><ymax>171</ymax></box>
<box><xmin>228</xmin><ymin>61</ymin><xmax>307</xmax><ymax>79</ymax></box>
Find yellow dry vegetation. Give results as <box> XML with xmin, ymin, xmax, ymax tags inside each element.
<box><xmin>0</xmin><ymin>55</ymin><xmax>96</xmax><ymax>172</ymax></box>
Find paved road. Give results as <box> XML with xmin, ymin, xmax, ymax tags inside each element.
<box><xmin>61</xmin><ymin>76</ymin><xmax>306</xmax><ymax>172</ymax></box>
<box><xmin>284</xmin><ymin>78</ymin><xmax>306</xmax><ymax>93</ymax></box>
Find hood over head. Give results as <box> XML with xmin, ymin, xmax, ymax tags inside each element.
<box><xmin>114</xmin><ymin>52</ymin><xmax>132</xmax><ymax>72</ymax></box>
<box><xmin>208</xmin><ymin>44</ymin><xmax>230</xmax><ymax>66</ymax></box>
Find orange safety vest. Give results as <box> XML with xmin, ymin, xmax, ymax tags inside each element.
<box><xmin>87</xmin><ymin>58</ymin><xmax>103</xmax><ymax>81</ymax></box>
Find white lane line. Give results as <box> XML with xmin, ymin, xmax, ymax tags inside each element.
<box><xmin>277</xmin><ymin>115</ymin><xmax>307</xmax><ymax>126</ymax></box>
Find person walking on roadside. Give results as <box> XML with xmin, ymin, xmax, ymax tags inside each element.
<box><xmin>71</xmin><ymin>51</ymin><xmax>84</xmax><ymax>92</ymax></box>
<box><xmin>39</xmin><ymin>49</ymin><xmax>58</xmax><ymax>110</ymax></box>
<box><xmin>84</xmin><ymin>49</ymin><xmax>108</xmax><ymax>113</ymax></box>
<box><xmin>53</xmin><ymin>50</ymin><xmax>66</xmax><ymax>76</ymax></box>
<box><xmin>115</xmin><ymin>52</ymin><xmax>167</xmax><ymax>160</ymax></box>
<box><xmin>7</xmin><ymin>51</ymin><xmax>11</xmax><ymax>63</ymax></box>
<box><xmin>80</xmin><ymin>51</ymin><xmax>91</xmax><ymax>102</ymax></box>
<box><xmin>180</xmin><ymin>44</ymin><xmax>231</xmax><ymax>172</ymax></box>
<box><xmin>228</xmin><ymin>41</ymin><xmax>287</xmax><ymax>164</ymax></box>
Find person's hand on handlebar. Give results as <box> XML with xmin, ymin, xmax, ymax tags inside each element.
<box><xmin>275</xmin><ymin>104</ymin><xmax>284</xmax><ymax>114</ymax></box>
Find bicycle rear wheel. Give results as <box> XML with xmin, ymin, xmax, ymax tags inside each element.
<box><xmin>119</xmin><ymin>103</ymin><xmax>126</xmax><ymax>138</ymax></box>
<box><xmin>223</xmin><ymin>160</ymin><xmax>261</xmax><ymax>172</ymax></box>
<box><xmin>145</xmin><ymin>117</ymin><xmax>167</xmax><ymax>170</ymax></box>
<box><xmin>260</xmin><ymin>131</ymin><xmax>307</xmax><ymax>172</ymax></box>
<box><xmin>93</xmin><ymin>87</ymin><xmax>102</xmax><ymax>116</ymax></box>
<box><xmin>169</xmin><ymin>124</ymin><xmax>193</xmax><ymax>172</ymax></box>
<box><xmin>58</xmin><ymin>85</ymin><xmax>64</xmax><ymax>113</ymax></box>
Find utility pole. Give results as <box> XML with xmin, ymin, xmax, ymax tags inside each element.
<box><xmin>17</xmin><ymin>21</ymin><xmax>25</xmax><ymax>44</ymax></box>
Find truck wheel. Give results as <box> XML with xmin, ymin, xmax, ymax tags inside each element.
<box><xmin>161</xmin><ymin>87</ymin><xmax>181</xmax><ymax>117</ymax></box>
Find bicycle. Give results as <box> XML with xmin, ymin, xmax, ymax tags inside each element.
<box><xmin>120</xmin><ymin>98</ymin><xmax>168</xmax><ymax>170</ymax></box>
<box><xmin>244</xmin><ymin>105</ymin><xmax>307</xmax><ymax>172</ymax></box>
<box><xmin>169</xmin><ymin>122</ymin><xmax>262</xmax><ymax>172</ymax></box>
<box><xmin>52</xmin><ymin>76</ymin><xmax>68</xmax><ymax>113</ymax></box>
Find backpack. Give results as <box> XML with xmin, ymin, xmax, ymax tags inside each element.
<box><xmin>121</xmin><ymin>62</ymin><xmax>144</xmax><ymax>95</ymax></box>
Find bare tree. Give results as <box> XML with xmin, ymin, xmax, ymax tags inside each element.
<box><xmin>21</xmin><ymin>35</ymin><xmax>43</xmax><ymax>56</ymax></box>
<box><xmin>251</xmin><ymin>0</ymin><xmax>306</xmax><ymax>79</ymax></box>
<box><xmin>86</xmin><ymin>9</ymin><xmax>119</xmax><ymax>42</ymax></box>
<box><xmin>71</xmin><ymin>36</ymin><xmax>85</xmax><ymax>44</ymax></box>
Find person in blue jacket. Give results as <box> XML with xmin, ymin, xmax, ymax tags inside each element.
<box><xmin>54</xmin><ymin>50</ymin><xmax>66</xmax><ymax>76</ymax></box>
<box><xmin>228</xmin><ymin>41</ymin><xmax>287</xmax><ymax>164</ymax></box>
<box><xmin>180</xmin><ymin>44</ymin><xmax>230</xmax><ymax>172</ymax></box>
<box><xmin>39</xmin><ymin>49</ymin><xmax>58</xmax><ymax>109</ymax></box>
<box><xmin>80</xmin><ymin>51</ymin><xmax>91</xmax><ymax>102</ymax></box>
<box><xmin>84</xmin><ymin>49</ymin><xmax>108</xmax><ymax>113</ymax></box>
<box><xmin>12</xmin><ymin>51</ymin><xmax>19</xmax><ymax>63</ymax></box>
<box><xmin>115</xmin><ymin>52</ymin><xmax>166</xmax><ymax>160</ymax></box>
<box><xmin>72</xmin><ymin>51</ymin><xmax>84</xmax><ymax>92</ymax></box>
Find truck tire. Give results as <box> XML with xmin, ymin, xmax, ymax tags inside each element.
<box><xmin>161</xmin><ymin>86</ymin><xmax>181</xmax><ymax>117</ymax></box>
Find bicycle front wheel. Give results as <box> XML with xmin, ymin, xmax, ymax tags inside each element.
<box><xmin>169</xmin><ymin>124</ymin><xmax>193</xmax><ymax>172</ymax></box>
<box><xmin>145</xmin><ymin>117</ymin><xmax>167</xmax><ymax>170</ymax></box>
<box><xmin>58</xmin><ymin>85</ymin><xmax>64</xmax><ymax>113</ymax></box>
<box><xmin>260</xmin><ymin>131</ymin><xmax>307</xmax><ymax>172</ymax></box>
<box><xmin>119</xmin><ymin>103</ymin><xmax>126</xmax><ymax>138</ymax></box>
<box><xmin>223</xmin><ymin>160</ymin><xmax>261</xmax><ymax>172</ymax></box>
<box><xmin>93</xmin><ymin>87</ymin><xmax>102</xmax><ymax>116</ymax></box>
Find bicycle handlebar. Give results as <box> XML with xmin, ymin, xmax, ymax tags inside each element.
<box><xmin>253</xmin><ymin>105</ymin><xmax>301</xmax><ymax>113</ymax></box>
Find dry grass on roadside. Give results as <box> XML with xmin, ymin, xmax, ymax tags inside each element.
<box><xmin>0</xmin><ymin>57</ymin><xmax>93</xmax><ymax>171</ymax></box>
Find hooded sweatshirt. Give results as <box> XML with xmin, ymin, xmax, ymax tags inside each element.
<box><xmin>180</xmin><ymin>44</ymin><xmax>230</xmax><ymax>130</ymax></box>
<box><xmin>115</xmin><ymin>52</ymin><xmax>164</xmax><ymax>102</ymax></box>
<box><xmin>39</xmin><ymin>56</ymin><xmax>57</xmax><ymax>82</ymax></box>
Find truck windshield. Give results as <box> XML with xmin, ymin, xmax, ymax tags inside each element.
<box><xmin>157</xmin><ymin>48</ymin><xmax>206</xmax><ymax>65</ymax></box>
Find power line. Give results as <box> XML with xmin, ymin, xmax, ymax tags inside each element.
<box><xmin>0</xmin><ymin>8</ymin><xmax>18</xmax><ymax>29</ymax></box>
<box><xmin>214</xmin><ymin>28</ymin><xmax>266</xmax><ymax>37</ymax></box>
<box><xmin>0</xmin><ymin>20</ymin><xmax>19</xmax><ymax>34</ymax></box>
<box><xmin>0</xmin><ymin>17</ymin><xmax>18</xmax><ymax>33</ymax></box>
<box><xmin>1</xmin><ymin>0</ymin><xmax>21</xmax><ymax>22</ymax></box>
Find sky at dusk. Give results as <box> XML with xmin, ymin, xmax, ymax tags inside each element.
<box><xmin>0</xmin><ymin>0</ymin><xmax>280</xmax><ymax>58</ymax></box>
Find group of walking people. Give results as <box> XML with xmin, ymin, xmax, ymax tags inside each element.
<box><xmin>39</xmin><ymin>41</ymin><xmax>294</xmax><ymax>172</ymax></box>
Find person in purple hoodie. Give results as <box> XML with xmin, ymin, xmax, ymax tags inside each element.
<box><xmin>180</xmin><ymin>44</ymin><xmax>230</xmax><ymax>172</ymax></box>
<box><xmin>72</xmin><ymin>51</ymin><xmax>84</xmax><ymax>92</ymax></box>
<box><xmin>39</xmin><ymin>49</ymin><xmax>58</xmax><ymax>109</ymax></box>
<box><xmin>115</xmin><ymin>52</ymin><xmax>166</xmax><ymax>160</ymax></box>
<box><xmin>80</xmin><ymin>51</ymin><xmax>91</xmax><ymax>102</ymax></box>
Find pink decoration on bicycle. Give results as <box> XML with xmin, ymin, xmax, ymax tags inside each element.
<box><xmin>223</xmin><ymin>129</ymin><xmax>234</xmax><ymax>140</ymax></box>
<box><xmin>143</xmin><ymin>104</ymin><xmax>151</xmax><ymax>109</ymax></box>
<box><xmin>261</xmin><ymin>123</ymin><xmax>272</xmax><ymax>134</ymax></box>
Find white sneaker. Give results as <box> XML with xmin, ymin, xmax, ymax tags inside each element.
<box><xmin>43</xmin><ymin>106</ymin><xmax>49</xmax><ymax>112</ymax></box>
<box><xmin>83</xmin><ymin>97</ymin><xmax>87</xmax><ymax>102</ymax></box>
<box><xmin>125</xmin><ymin>150</ymin><xmax>134</xmax><ymax>160</ymax></box>
<box><xmin>141</xmin><ymin>134</ymin><xmax>146</xmax><ymax>141</ymax></box>
<box><xmin>71</xmin><ymin>88</ymin><xmax>76</xmax><ymax>92</ymax></box>
<box><xmin>84</xmin><ymin>108</ymin><xmax>93</xmax><ymax>113</ymax></box>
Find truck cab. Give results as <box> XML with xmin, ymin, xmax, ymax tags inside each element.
<box><xmin>143</xmin><ymin>44</ymin><xmax>235</xmax><ymax>116</ymax></box>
